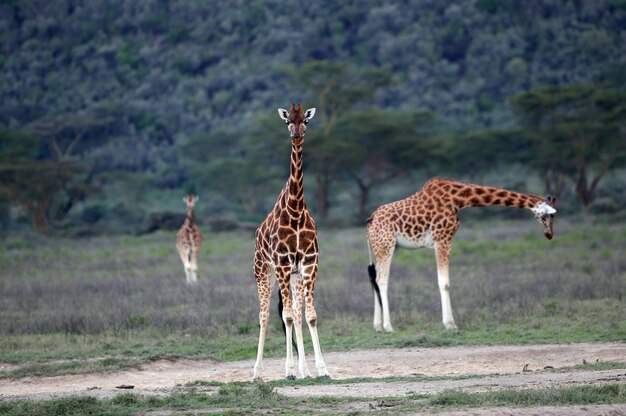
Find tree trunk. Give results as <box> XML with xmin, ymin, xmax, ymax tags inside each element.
<box><xmin>575</xmin><ymin>166</ymin><xmax>593</xmax><ymax>214</ymax></box>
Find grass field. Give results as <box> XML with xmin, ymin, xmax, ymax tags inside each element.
<box><xmin>1</xmin><ymin>216</ymin><xmax>626</xmax><ymax>414</ymax></box>
<box><xmin>1</xmin><ymin>216</ymin><xmax>624</xmax><ymax>380</ymax></box>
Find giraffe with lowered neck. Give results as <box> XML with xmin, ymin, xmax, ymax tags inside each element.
<box><xmin>252</xmin><ymin>103</ymin><xmax>330</xmax><ymax>381</ymax></box>
<box><xmin>367</xmin><ymin>178</ymin><xmax>557</xmax><ymax>331</ymax></box>
<box><xmin>176</xmin><ymin>194</ymin><xmax>202</xmax><ymax>285</ymax></box>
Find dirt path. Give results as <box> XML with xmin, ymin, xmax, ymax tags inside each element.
<box><xmin>1</xmin><ymin>342</ymin><xmax>625</xmax><ymax>407</ymax></box>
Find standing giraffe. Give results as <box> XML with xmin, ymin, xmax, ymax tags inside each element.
<box><xmin>367</xmin><ymin>178</ymin><xmax>556</xmax><ymax>331</ymax></box>
<box><xmin>252</xmin><ymin>103</ymin><xmax>330</xmax><ymax>381</ymax></box>
<box><xmin>176</xmin><ymin>194</ymin><xmax>203</xmax><ymax>285</ymax></box>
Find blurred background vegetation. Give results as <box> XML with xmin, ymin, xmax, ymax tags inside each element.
<box><xmin>0</xmin><ymin>0</ymin><xmax>625</xmax><ymax>236</ymax></box>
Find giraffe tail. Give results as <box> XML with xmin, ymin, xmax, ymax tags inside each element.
<box><xmin>276</xmin><ymin>290</ymin><xmax>298</xmax><ymax>352</ymax></box>
<box><xmin>368</xmin><ymin>264</ymin><xmax>382</xmax><ymax>308</ymax></box>
<box><xmin>367</xmin><ymin>238</ymin><xmax>382</xmax><ymax>308</ymax></box>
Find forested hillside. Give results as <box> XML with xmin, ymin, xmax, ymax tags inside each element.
<box><xmin>1</xmin><ymin>0</ymin><xmax>625</xmax><ymax>234</ymax></box>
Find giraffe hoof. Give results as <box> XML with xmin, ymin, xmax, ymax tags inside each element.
<box><xmin>285</xmin><ymin>375</ymin><xmax>297</xmax><ymax>381</ymax></box>
<box><xmin>383</xmin><ymin>324</ymin><xmax>394</xmax><ymax>332</ymax></box>
<box><xmin>443</xmin><ymin>322</ymin><xmax>458</xmax><ymax>330</ymax></box>
<box><xmin>317</xmin><ymin>374</ymin><xmax>331</xmax><ymax>380</ymax></box>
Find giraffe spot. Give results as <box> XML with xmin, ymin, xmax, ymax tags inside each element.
<box><xmin>504</xmin><ymin>198</ymin><xmax>514</xmax><ymax>206</ymax></box>
<box><xmin>286</xmin><ymin>234</ymin><xmax>297</xmax><ymax>250</ymax></box>
<box><xmin>277</xmin><ymin>227</ymin><xmax>293</xmax><ymax>240</ymax></box>
<box><xmin>483</xmin><ymin>195</ymin><xmax>492</xmax><ymax>204</ymax></box>
<box><xmin>450</xmin><ymin>188</ymin><xmax>458</xmax><ymax>195</ymax></box>
<box><xmin>300</xmin><ymin>230</ymin><xmax>316</xmax><ymax>244</ymax></box>
<box><xmin>276</xmin><ymin>243</ymin><xmax>289</xmax><ymax>255</ymax></box>
<box><xmin>474</xmin><ymin>187</ymin><xmax>485</xmax><ymax>195</ymax></box>
<box><xmin>470</xmin><ymin>197</ymin><xmax>480</xmax><ymax>205</ymax></box>
<box><xmin>497</xmin><ymin>191</ymin><xmax>508</xmax><ymax>197</ymax></box>
<box><xmin>493</xmin><ymin>199</ymin><xmax>501</xmax><ymax>205</ymax></box>
<box><xmin>459</xmin><ymin>188</ymin><xmax>472</xmax><ymax>197</ymax></box>
<box><xmin>303</xmin><ymin>254</ymin><xmax>317</xmax><ymax>265</ymax></box>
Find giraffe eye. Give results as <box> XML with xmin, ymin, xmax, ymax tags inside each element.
<box><xmin>285</xmin><ymin>120</ymin><xmax>290</xmax><ymax>125</ymax></box>
<box><xmin>303</xmin><ymin>120</ymin><xmax>308</xmax><ymax>125</ymax></box>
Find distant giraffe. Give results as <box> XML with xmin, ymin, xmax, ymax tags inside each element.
<box><xmin>367</xmin><ymin>178</ymin><xmax>556</xmax><ymax>331</ymax></box>
<box><xmin>176</xmin><ymin>194</ymin><xmax>203</xmax><ymax>285</ymax></box>
<box><xmin>252</xmin><ymin>103</ymin><xmax>330</xmax><ymax>381</ymax></box>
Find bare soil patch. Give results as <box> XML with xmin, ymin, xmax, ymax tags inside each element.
<box><xmin>1</xmin><ymin>342</ymin><xmax>625</xmax><ymax>414</ymax></box>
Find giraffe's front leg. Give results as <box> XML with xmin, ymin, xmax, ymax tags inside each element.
<box><xmin>303</xmin><ymin>264</ymin><xmax>330</xmax><ymax>378</ymax></box>
<box><xmin>189</xmin><ymin>251</ymin><xmax>199</xmax><ymax>284</ymax></box>
<box><xmin>435</xmin><ymin>242</ymin><xmax>457</xmax><ymax>330</ymax></box>
<box><xmin>291</xmin><ymin>275</ymin><xmax>311</xmax><ymax>378</ymax></box>
<box><xmin>253</xmin><ymin>261</ymin><xmax>274</xmax><ymax>381</ymax></box>
<box><xmin>276</xmin><ymin>267</ymin><xmax>296</xmax><ymax>380</ymax></box>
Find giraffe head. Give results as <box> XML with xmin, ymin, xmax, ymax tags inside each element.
<box><xmin>530</xmin><ymin>196</ymin><xmax>557</xmax><ymax>240</ymax></box>
<box><xmin>277</xmin><ymin>103</ymin><xmax>316</xmax><ymax>140</ymax></box>
<box><xmin>182</xmin><ymin>194</ymin><xmax>198</xmax><ymax>208</ymax></box>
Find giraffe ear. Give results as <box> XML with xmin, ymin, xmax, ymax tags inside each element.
<box><xmin>277</xmin><ymin>108</ymin><xmax>290</xmax><ymax>122</ymax></box>
<box><xmin>304</xmin><ymin>107</ymin><xmax>316</xmax><ymax>120</ymax></box>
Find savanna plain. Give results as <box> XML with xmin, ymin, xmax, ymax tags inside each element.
<box><xmin>0</xmin><ymin>217</ymin><xmax>625</xmax><ymax>415</ymax></box>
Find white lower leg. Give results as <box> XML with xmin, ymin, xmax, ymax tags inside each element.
<box><xmin>307</xmin><ymin>322</ymin><xmax>330</xmax><ymax>378</ymax></box>
<box><xmin>184</xmin><ymin>266</ymin><xmax>192</xmax><ymax>284</ymax></box>
<box><xmin>437</xmin><ymin>266</ymin><xmax>456</xmax><ymax>330</ymax></box>
<box><xmin>294</xmin><ymin>324</ymin><xmax>310</xmax><ymax>378</ymax></box>
<box><xmin>284</xmin><ymin>322</ymin><xmax>296</xmax><ymax>379</ymax></box>
<box><xmin>189</xmin><ymin>262</ymin><xmax>198</xmax><ymax>283</ymax></box>
<box><xmin>373</xmin><ymin>293</ymin><xmax>382</xmax><ymax>331</ymax></box>
<box><xmin>253</xmin><ymin>323</ymin><xmax>267</xmax><ymax>381</ymax></box>
<box><xmin>379</xmin><ymin>283</ymin><xmax>394</xmax><ymax>332</ymax></box>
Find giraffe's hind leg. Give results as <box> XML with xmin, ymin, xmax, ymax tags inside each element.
<box><xmin>252</xmin><ymin>256</ymin><xmax>274</xmax><ymax>381</ymax></box>
<box><xmin>302</xmin><ymin>263</ymin><xmax>330</xmax><ymax>378</ymax></box>
<box><xmin>368</xmin><ymin>224</ymin><xmax>396</xmax><ymax>332</ymax></box>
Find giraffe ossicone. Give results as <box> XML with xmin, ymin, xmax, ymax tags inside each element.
<box><xmin>252</xmin><ymin>103</ymin><xmax>329</xmax><ymax>381</ymax></box>
<box><xmin>366</xmin><ymin>178</ymin><xmax>557</xmax><ymax>331</ymax></box>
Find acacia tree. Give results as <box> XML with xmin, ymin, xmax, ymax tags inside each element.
<box><xmin>0</xmin><ymin>127</ymin><xmax>83</xmax><ymax>233</ymax></box>
<box><xmin>287</xmin><ymin>60</ymin><xmax>392</xmax><ymax>219</ymax></box>
<box><xmin>20</xmin><ymin>113</ymin><xmax>112</xmax><ymax>223</ymax></box>
<box><xmin>512</xmin><ymin>84</ymin><xmax>626</xmax><ymax>212</ymax></box>
<box><xmin>23</xmin><ymin>113</ymin><xmax>113</xmax><ymax>161</ymax></box>
<box><xmin>332</xmin><ymin>109</ymin><xmax>436</xmax><ymax>218</ymax></box>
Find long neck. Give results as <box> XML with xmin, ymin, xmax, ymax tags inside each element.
<box><xmin>286</xmin><ymin>140</ymin><xmax>305</xmax><ymax>216</ymax></box>
<box><xmin>451</xmin><ymin>183</ymin><xmax>544</xmax><ymax>212</ymax></box>
<box><xmin>186</xmin><ymin>206</ymin><xmax>195</xmax><ymax>224</ymax></box>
